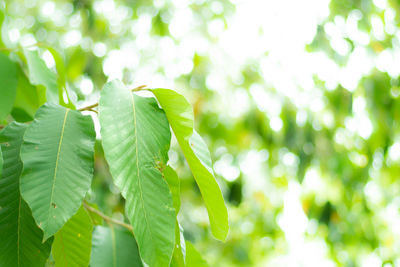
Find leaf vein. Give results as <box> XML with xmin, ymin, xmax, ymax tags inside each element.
<box><xmin>46</xmin><ymin>109</ymin><xmax>69</xmax><ymax>234</ymax></box>
<box><xmin>130</xmin><ymin>93</ymin><xmax>156</xmax><ymax>254</ymax></box>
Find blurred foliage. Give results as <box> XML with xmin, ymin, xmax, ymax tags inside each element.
<box><xmin>2</xmin><ymin>0</ymin><xmax>400</xmax><ymax>266</ymax></box>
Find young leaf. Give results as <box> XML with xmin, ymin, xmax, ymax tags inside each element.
<box><xmin>90</xmin><ymin>226</ymin><xmax>143</xmax><ymax>267</ymax></box>
<box><xmin>151</xmin><ymin>89</ymin><xmax>229</xmax><ymax>241</ymax></box>
<box><xmin>20</xmin><ymin>103</ymin><xmax>96</xmax><ymax>240</ymax></box>
<box><xmin>163</xmin><ymin>166</ymin><xmax>181</xmax><ymax>213</ymax></box>
<box><xmin>185</xmin><ymin>242</ymin><xmax>209</xmax><ymax>267</ymax></box>
<box><xmin>24</xmin><ymin>49</ymin><xmax>59</xmax><ymax>104</ymax></box>
<box><xmin>99</xmin><ymin>80</ymin><xmax>175</xmax><ymax>267</ymax></box>
<box><xmin>52</xmin><ymin>205</ymin><xmax>93</xmax><ymax>267</ymax></box>
<box><xmin>0</xmin><ymin>122</ymin><xmax>52</xmax><ymax>266</ymax></box>
<box><xmin>0</xmin><ymin>52</ymin><xmax>17</xmax><ymax>120</ymax></box>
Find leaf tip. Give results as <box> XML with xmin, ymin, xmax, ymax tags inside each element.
<box><xmin>211</xmin><ymin>222</ymin><xmax>230</xmax><ymax>242</ymax></box>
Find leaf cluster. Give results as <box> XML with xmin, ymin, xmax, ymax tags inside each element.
<box><xmin>0</xmin><ymin>47</ymin><xmax>228</xmax><ymax>266</ymax></box>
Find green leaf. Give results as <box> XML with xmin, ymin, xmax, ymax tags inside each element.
<box><xmin>163</xmin><ymin>167</ymin><xmax>184</xmax><ymax>267</ymax></box>
<box><xmin>13</xmin><ymin>66</ymin><xmax>42</xmax><ymax>120</ymax></box>
<box><xmin>84</xmin><ymin>202</ymin><xmax>104</xmax><ymax>225</ymax></box>
<box><xmin>0</xmin><ymin>146</ymin><xmax>2</xmax><ymax>177</ymax></box>
<box><xmin>20</xmin><ymin>103</ymin><xmax>96</xmax><ymax>240</ymax></box>
<box><xmin>99</xmin><ymin>80</ymin><xmax>175</xmax><ymax>267</ymax></box>
<box><xmin>185</xmin><ymin>242</ymin><xmax>209</xmax><ymax>267</ymax></box>
<box><xmin>171</xmin><ymin>222</ymin><xmax>186</xmax><ymax>267</ymax></box>
<box><xmin>0</xmin><ymin>122</ymin><xmax>52</xmax><ymax>266</ymax></box>
<box><xmin>90</xmin><ymin>226</ymin><xmax>143</xmax><ymax>267</ymax></box>
<box><xmin>163</xmin><ymin>166</ymin><xmax>181</xmax><ymax>213</ymax></box>
<box><xmin>46</xmin><ymin>47</ymin><xmax>66</xmax><ymax>88</ymax></box>
<box><xmin>151</xmin><ymin>89</ymin><xmax>229</xmax><ymax>241</ymax></box>
<box><xmin>45</xmin><ymin>46</ymin><xmax>75</xmax><ymax>109</ymax></box>
<box><xmin>66</xmin><ymin>47</ymin><xmax>87</xmax><ymax>81</ymax></box>
<box><xmin>0</xmin><ymin>9</ymin><xmax>4</xmax><ymax>47</ymax></box>
<box><xmin>0</xmin><ymin>52</ymin><xmax>18</xmax><ymax>120</ymax></box>
<box><xmin>53</xmin><ymin>205</ymin><xmax>93</xmax><ymax>267</ymax></box>
<box><xmin>24</xmin><ymin>49</ymin><xmax>59</xmax><ymax>104</ymax></box>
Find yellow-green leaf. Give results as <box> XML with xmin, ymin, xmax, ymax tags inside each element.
<box><xmin>53</xmin><ymin>206</ymin><xmax>93</xmax><ymax>267</ymax></box>
<box><xmin>151</xmin><ymin>89</ymin><xmax>229</xmax><ymax>241</ymax></box>
<box><xmin>163</xmin><ymin>166</ymin><xmax>181</xmax><ymax>213</ymax></box>
<box><xmin>84</xmin><ymin>202</ymin><xmax>104</xmax><ymax>225</ymax></box>
<box><xmin>186</xmin><ymin>242</ymin><xmax>208</xmax><ymax>267</ymax></box>
<box><xmin>171</xmin><ymin>222</ymin><xmax>186</xmax><ymax>267</ymax></box>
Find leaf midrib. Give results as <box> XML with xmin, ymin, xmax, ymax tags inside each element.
<box><xmin>46</xmin><ymin>109</ymin><xmax>69</xmax><ymax>232</ymax></box>
<box><xmin>130</xmin><ymin>93</ymin><xmax>156</xmax><ymax>256</ymax></box>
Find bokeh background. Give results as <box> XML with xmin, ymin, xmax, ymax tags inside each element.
<box><xmin>2</xmin><ymin>0</ymin><xmax>400</xmax><ymax>266</ymax></box>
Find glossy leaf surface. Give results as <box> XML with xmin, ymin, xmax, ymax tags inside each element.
<box><xmin>0</xmin><ymin>122</ymin><xmax>52</xmax><ymax>266</ymax></box>
<box><xmin>90</xmin><ymin>226</ymin><xmax>143</xmax><ymax>267</ymax></box>
<box><xmin>151</xmin><ymin>89</ymin><xmax>229</xmax><ymax>241</ymax></box>
<box><xmin>99</xmin><ymin>80</ymin><xmax>175</xmax><ymax>266</ymax></box>
<box><xmin>20</xmin><ymin>103</ymin><xmax>96</xmax><ymax>240</ymax></box>
<box><xmin>53</xmin><ymin>205</ymin><xmax>93</xmax><ymax>267</ymax></box>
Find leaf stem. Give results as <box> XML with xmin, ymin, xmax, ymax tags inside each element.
<box><xmin>83</xmin><ymin>202</ymin><xmax>133</xmax><ymax>233</ymax></box>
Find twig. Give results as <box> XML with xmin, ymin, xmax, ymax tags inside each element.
<box><xmin>0</xmin><ymin>42</ymin><xmax>44</xmax><ymax>52</ymax></box>
<box><xmin>0</xmin><ymin>47</ymin><xmax>14</xmax><ymax>52</ymax></box>
<box><xmin>132</xmin><ymin>85</ymin><xmax>147</xmax><ymax>91</ymax></box>
<box><xmin>79</xmin><ymin>103</ymin><xmax>98</xmax><ymax>111</ymax></box>
<box><xmin>87</xmin><ymin>109</ymin><xmax>98</xmax><ymax>114</ymax></box>
<box><xmin>78</xmin><ymin>85</ymin><xmax>147</xmax><ymax>111</ymax></box>
<box><xmin>83</xmin><ymin>202</ymin><xmax>133</xmax><ymax>233</ymax></box>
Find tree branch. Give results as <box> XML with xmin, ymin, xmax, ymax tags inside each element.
<box><xmin>83</xmin><ymin>202</ymin><xmax>133</xmax><ymax>233</ymax></box>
